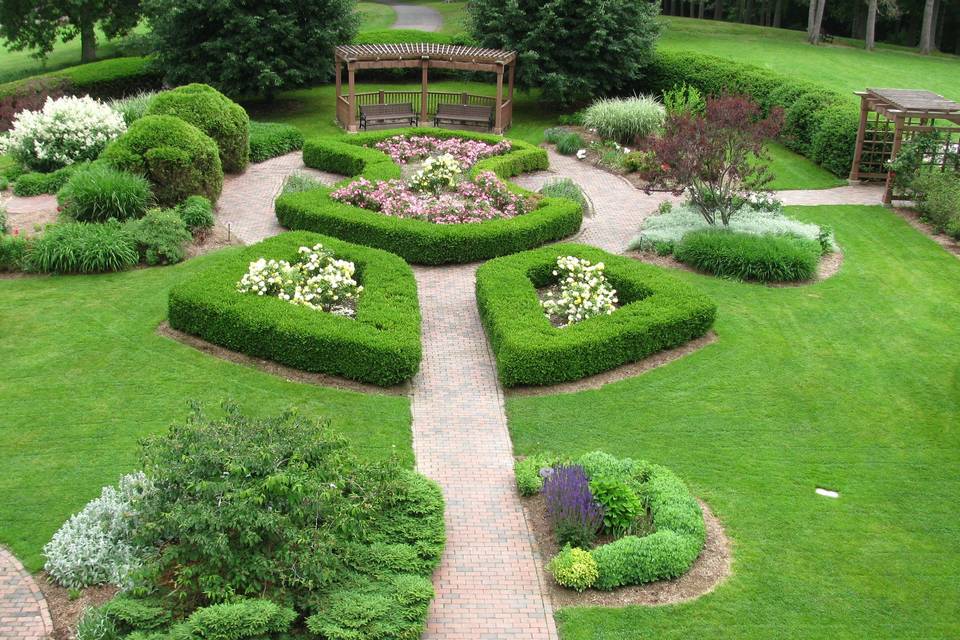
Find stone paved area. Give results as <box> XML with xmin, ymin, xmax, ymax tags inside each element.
<box><xmin>380</xmin><ymin>0</ymin><xmax>443</xmax><ymax>32</ymax></box>
<box><xmin>0</xmin><ymin>548</ymin><xmax>51</xmax><ymax>640</ymax></box>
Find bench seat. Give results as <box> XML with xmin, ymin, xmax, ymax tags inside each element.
<box><xmin>434</xmin><ymin>103</ymin><xmax>493</xmax><ymax>131</ymax></box>
<box><xmin>360</xmin><ymin>103</ymin><xmax>418</xmax><ymax>130</ymax></box>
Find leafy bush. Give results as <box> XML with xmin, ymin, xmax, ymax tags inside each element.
<box><xmin>514</xmin><ymin>454</ymin><xmax>561</xmax><ymax>496</ymax></box>
<box><xmin>42</xmin><ymin>473</ymin><xmax>152</xmax><ymax>589</ymax></box>
<box><xmin>620</xmin><ymin>150</ymin><xmax>657</xmax><ymax>173</ymax></box>
<box><xmin>539</xmin><ymin>178</ymin><xmax>586</xmax><ymax>211</ymax></box>
<box><xmin>0</xmin><ymin>95</ymin><xmax>126</xmax><ymax>171</ymax></box>
<box><xmin>128</xmin><ymin>208</ymin><xmax>192</xmax><ymax>265</ymax></box>
<box><xmin>26</xmin><ymin>221</ymin><xmax>139</xmax><ymax>273</ymax></box>
<box><xmin>75</xmin><ymin>606</ymin><xmax>117</xmax><ymax>640</ymax></box>
<box><xmin>0</xmin><ymin>76</ymin><xmax>69</xmax><ymax>131</ymax></box>
<box><xmin>168</xmin><ymin>231</ymin><xmax>422</xmax><ymax>385</ymax></box>
<box><xmin>0</xmin><ymin>235</ymin><xmax>28</xmax><ymax>271</ymax></box>
<box><xmin>912</xmin><ymin>172</ymin><xmax>960</xmax><ymax>239</ymax></box>
<box><xmin>582</xmin><ymin>96</ymin><xmax>665</xmax><ymax>144</ymax></box>
<box><xmin>554</xmin><ymin>132</ymin><xmax>585</xmax><ymax>156</ymax></box>
<box><xmin>146</xmin><ymin>84</ymin><xmax>250</xmax><ymax>173</ymax></box>
<box><xmin>547</xmin><ymin>546</ymin><xmax>599</xmax><ymax>592</ymax></box>
<box><xmin>543</xmin><ymin>127</ymin><xmax>569</xmax><ymax>144</ymax></box>
<box><xmin>177</xmin><ymin>195</ymin><xmax>215</xmax><ymax>234</ymax></box>
<box><xmin>674</xmin><ymin>228</ymin><xmax>822</xmax><ymax>282</ymax></box>
<box><xmin>12</xmin><ymin>163</ymin><xmax>82</xmax><ymax>196</ymax></box>
<box><xmin>109</xmin><ymin>91</ymin><xmax>160</xmax><ymax>126</ymax></box>
<box><xmin>543</xmin><ymin>465</ymin><xmax>604</xmax><ymax>549</ymax></box>
<box><xmin>0</xmin><ymin>207</ymin><xmax>6</xmax><ymax>233</ymax></box>
<box><xmin>101</xmin><ymin>114</ymin><xmax>223</xmax><ymax>207</ymax></box>
<box><xmin>578</xmin><ymin>451</ymin><xmax>646</xmax><ymax>483</ymax></box>
<box><xmin>249</xmin><ymin>121</ymin><xmax>304</xmax><ymax>163</ymax></box>
<box><xmin>180</xmin><ymin>599</ymin><xmax>297</xmax><ymax>640</ymax></box>
<box><xmin>476</xmin><ymin>243</ymin><xmax>716</xmax><ymax>386</ymax></box>
<box><xmin>282</xmin><ymin>172</ymin><xmax>326</xmax><ymax>195</ymax></box>
<box><xmin>590</xmin><ymin>478</ymin><xmax>643</xmax><ymax>535</ymax></box>
<box><xmin>97</xmin><ymin>596</ymin><xmax>171</xmax><ymax>634</ymax></box>
<box><xmin>662</xmin><ymin>82</ymin><xmax>705</xmax><ymax>117</ymax></box>
<box><xmin>57</xmin><ymin>164</ymin><xmax>153</xmax><ymax>222</ymax></box>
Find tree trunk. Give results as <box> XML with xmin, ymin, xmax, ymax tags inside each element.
<box><xmin>807</xmin><ymin>0</ymin><xmax>818</xmax><ymax>38</ymax></box>
<box><xmin>865</xmin><ymin>0</ymin><xmax>878</xmax><ymax>49</ymax></box>
<box><xmin>809</xmin><ymin>0</ymin><xmax>827</xmax><ymax>43</ymax></box>
<box><xmin>671</xmin><ymin>0</ymin><xmax>679</xmax><ymax>16</ymax></box>
<box><xmin>699</xmin><ymin>0</ymin><xmax>706</xmax><ymax>19</ymax></box>
<box><xmin>714</xmin><ymin>0</ymin><xmax>725</xmax><ymax>19</ymax></box>
<box><xmin>80</xmin><ymin>19</ymin><xmax>97</xmax><ymax>63</ymax></box>
<box><xmin>934</xmin><ymin>0</ymin><xmax>946</xmax><ymax>49</ymax></box>
<box><xmin>745</xmin><ymin>0</ymin><xmax>755</xmax><ymax>22</ymax></box>
<box><xmin>773</xmin><ymin>0</ymin><xmax>782</xmax><ymax>26</ymax></box>
<box><xmin>919</xmin><ymin>0</ymin><xmax>935</xmax><ymax>53</ymax></box>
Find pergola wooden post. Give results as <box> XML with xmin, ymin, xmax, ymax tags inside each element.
<box><xmin>420</xmin><ymin>56</ymin><xmax>429</xmax><ymax>125</ymax></box>
<box><xmin>347</xmin><ymin>63</ymin><xmax>357</xmax><ymax>133</ymax></box>
<box><xmin>494</xmin><ymin>63</ymin><xmax>504</xmax><ymax>133</ymax></box>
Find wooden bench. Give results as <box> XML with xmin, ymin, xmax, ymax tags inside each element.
<box><xmin>434</xmin><ymin>103</ymin><xmax>493</xmax><ymax>131</ymax></box>
<box><xmin>359</xmin><ymin>103</ymin><xmax>417</xmax><ymax>130</ymax></box>
<box><xmin>819</xmin><ymin>30</ymin><xmax>834</xmax><ymax>43</ymax></box>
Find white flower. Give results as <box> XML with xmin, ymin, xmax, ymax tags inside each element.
<box><xmin>576</xmin><ymin>149</ymin><xmax>587</xmax><ymax>160</ymax></box>
<box><xmin>541</xmin><ymin>255</ymin><xmax>618</xmax><ymax>327</ymax></box>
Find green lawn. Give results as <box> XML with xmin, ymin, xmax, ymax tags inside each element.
<box><xmin>507</xmin><ymin>205</ymin><xmax>960</xmax><ymax>638</ymax></box>
<box><xmin>410</xmin><ymin>0</ymin><xmax>469</xmax><ymax>36</ymax></box>
<box><xmin>0</xmin><ymin>248</ymin><xmax>412</xmax><ymax>572</ymax></box>
<box><xmin>766</xmin><ymin>143</ymin><xmax>846</xmax><ymax>190</ymax></box>
<box><xmin>0</xmin><ymin>27</ymin><xmax>145</xmax><ymax>84</ymax></box>
<box><xmin>358</xmin><ymin>2</ymin><xmax>398</xmax><ymax>31</ymax></box>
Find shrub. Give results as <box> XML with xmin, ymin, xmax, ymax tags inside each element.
<box><xmin>12</xmin><ymin>163</ymin><xmax>82</xmax><ymax>196</ymax></box>
<box><xmin>128</xmin><ymin>208</ymin><xmax>192</xmax><ymax>266</ymax></box>
<box><xmin>515</xmin><ymin>454</ymin><xmax>561</xmax><ymax>496</ymax></box>
<box><xmin>476</xmin><ymin>243</ymin><xmax>716</xmax><ymax>386</ymax></box>
<box><xmin>541</xmin><ymin>255</ymin><xmax>618</xmax><ymax>326</ymax></box>
<box><xmin>543</xmin><ymin>465</ymin><xmax>604</xmax><ymax>549</ymax></box>
<box><xmin>177</xmin><ymin>195</ymin><xmax>215</xmax><ymax>234</ymax></box>
<box><xmin>913</xmin><ymin>172</ymin><xmax>960</xmax><ymax>238</ymax></box>
<box><xmin>554</xmin><ymin>132</ymin><xmax>585</xmax><ymax>156</ymax></box>
<box><xmin>590</xmin><ymin>478</ymin><xmax>643</xmax><ymax>535</ymax></box>
<box><xmin>578</xmin><ymin>451</ymin><xmax>646</xmax><ymax>484</ymax></box>
<box><xmin>26</xmin><ymin>221</ymin><xmax>139</xmax><ymax>273</ymax></box>
<box><xmin>0</xmin><ymin>95</ymin><xmax>126</xmax><ymax>171</ymax></box>
<box><xmin>539</xmin><ymin>178</ymin><xmax>586</xmax><ymax>211</ymax></box>
<box><xmin>0</xmin><ymin>76</ymin><xmax>70</xmax><ymax>131</ymax></box>
<box><xmin>181</xmin><ymin>599</ymin><xmax>297</xmax><ymax>640</ymax></box>
<box><xmin>0</xmin><ymin>234</ymin><xmax>28</xmax><ymax>271</ymax></box>
<box><xmin>42</xmin><ymin>473</ymin><xmax>152</xmax><ymax>589</ymax></box>
<box><xmin>620</xmin><ymin>150</ymin><xmax>657</xmax><ymax>173</ymax></box>
<box><xmin>97</xmin><ymin>596</ymin><xmax>170</xmax><ymax>634</ymax></box>
<box><xmin>75</xmin><ymin>607</ymin><xmax>117</xmax><ymax>640</ymax></box>
<box><xmin>57</xmin><ymin>164</ymin><xmax>153</xmax><ymax>222</ymax></box>
<box><xmin>582</xmin><ymin>96</ymin><xmax>665</xmax><ymax>144</ymax></box>
<box><xmin>146</xmin><ymin>84</ymin><xmax>250</xmax><ymax>173</ymax></box>
<box><xmin>547</xmin><ymin>546</ymin><xmax>599</xmax><ymax>592</ymax></box>
<box><xmin>0</xmin><ymin>207</ymin><xmax>6</xmax><ymax>233</ymax></box>
<box><xmin>109</xmin><ymin>91</ymin><xmax>160</xmax><ymax>126</ymax></box>
<box><xmin>543</xmin><ymin>127</ymin><xmax>569</xmax><ymax>144</ymax></box>
<box><xmin>674</xmin><ymin>228</ymin><xmax>821</xmax><ymax>282</ymax></box>
<box><xmin>249</xmin><ymin>121</ymin><xmax>304</xmax><ymax>163</ymax></box>
<box><xmin>168</xmin><ymin>231</ymin><xmax>422</xmax><ymax>385</ymax></box>
<box><xmin>101</xmin><ymin>115</ymin><xmax>223</xmax><ymax>207</ymax></box>
<box><xmin>662</xmin><ymin>82</ymin><xmax>705</xmax><ymax>117</ymax></box>
<box><xmin>282</xmin><ymin>172</ymin><xmax>326</xmax><ymax>195</ymax></box>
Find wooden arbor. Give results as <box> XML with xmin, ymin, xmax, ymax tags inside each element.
<box><xmin>849</xmin><ymin>88</ymin><xmax>960</xmax><ymax>203</ymax></box>
<box><xmin>333</xmin><ymin>43</ymin><xmax>517</xmax><ymax>134</ymax></box>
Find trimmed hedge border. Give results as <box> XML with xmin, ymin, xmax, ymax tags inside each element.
<box><xmin>643</xmin><ymin>50</ymin><xmax>859</xmax><ymax>177</ymax></box>
<box><xmin>249</xmin><ymin>121</ymin><xmax>305</xmax><ymax>163</ymax></box>
<box><xmin>0</xmin><ymin>56</ymin><xmax>162</xmax><ymax>101</ymax></box>
<box><xmin>276</xmin><ymin>128</ymin><xmax>583</xmax><ymax>265</ymax></box>
<box><xmin>168</xmin><ymin>231</ymin><xmax>421</xmax><ymax>386</ymax></box>
<box><xmin>476</xmin><ymin>243</ymin><xmax>716</xmax><ymax>387</ymax></box>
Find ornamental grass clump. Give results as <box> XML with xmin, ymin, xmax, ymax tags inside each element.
<box><xmin>57</xmin><ymin>164</ymin><xmax>153</xmax><ymax>223</ymax></box>
<box><xmin>542</xmin><ymin>464</ymin><xmax>604</xmax><ymax>549</ymax></box>
<box><xmin>583</xmin><ymin>95</ymin><xmax>665</xmax><ymax>145</ymax></box>
<box><xmin>541</xmin><ymin>255</ymin><xmax>618</xmax><ymax>326</ymax></box>
<box><xmin>237</xmin><ymin>243</ymin><xmax>362</xmax><ymax>315</ymax></box>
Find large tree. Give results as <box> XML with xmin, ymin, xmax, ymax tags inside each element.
<box><xmin>143</xmin><ymin>0</ymin><xmax>358</xmax><ymax>99</ymax></box>
<box><xmin>0</xmin><ymin>0</ymin><xmax>141</xmax><ymax>63</ymax></box>
<box><xmin>467</xmin><ymin>0</ymin><xmax>662</xmax><ymax>106</ymax></box>
<box><xmin>918</xmin><ymin>0</ymin><xmax>936</xmax><ymax>52</ymax></box>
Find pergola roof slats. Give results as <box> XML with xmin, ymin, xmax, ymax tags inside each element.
<box><xmin>335</xmin><ymin>43</ymin><xmax>516</xmax><ymax>65</ymax></box>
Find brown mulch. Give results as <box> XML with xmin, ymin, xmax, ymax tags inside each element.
<box><xmin>523</xmin><ymin>492</ymin><xmax>732</xmax><ymax>608</ymax></box>
<box><xmin>36</xmin><ymin>573</ymin><xmax>117</xmax><ymax>640</ymax></box>
<box><xmin>184</xmin><ymin>221</ymin><xmax>245</xmax><ymax>259</ymax></box>
<box><xmin>892</xmin><ymin>206</ymin><xmax>960</xmax><ymax>259</ymax></box>
<box><xmin>157</xmin><ymin>322</ymin><xmax>411</xmax><ymax>396</ymax></box>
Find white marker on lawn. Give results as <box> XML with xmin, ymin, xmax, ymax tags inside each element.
<box><xmin>815</xmin><ymin>487</ymin><xmax>840</xmax><ymax>498</ymax></box>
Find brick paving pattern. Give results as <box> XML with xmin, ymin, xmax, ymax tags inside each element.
<box><xmin>0</xmin><ymin>548</ymin><xmax>51</xmax><ymax>640</ymax></box>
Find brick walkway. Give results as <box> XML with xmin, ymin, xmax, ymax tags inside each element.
<box><xmin>0</xmin><ymin>548</ymin><xmax>52</xmax><ymax>639</ymax></box>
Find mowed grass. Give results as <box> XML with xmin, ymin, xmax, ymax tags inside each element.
<box><xmin>358</xmin><ymin>2</ymin><xmax>398</xmax><ymax>31</ymax></box>
<box><xmin>0</xmin><ymin>247</ymin><xmax>413</xmax><ymax>572</ymax></box>
<box><xmin>409</xmin><ymin>0</ymin><xmax>469</xmax><ymax>35</ymax></box>
<box><xmin>766</xmin><ymin>143</ymin><xmax>845</xmax><ymax>190</ymax></box>
<box><xmin>507</xmin><ymin>205</ymin><xmax>960</xmax><ymax>638</ymax></box>
<box><xmin>0</xmin><ymin>27</ymin><xmax>145</xmax><ymax>84</ymax></box>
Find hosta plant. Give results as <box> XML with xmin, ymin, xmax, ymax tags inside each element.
<box><xmin>541</xmin><ymin>255</ymin><xmax>618</xmax><ymax>326</ymax></box>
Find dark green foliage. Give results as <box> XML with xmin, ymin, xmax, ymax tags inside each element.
<box><xmin>13</xmin><ymin>164</ymin><xmax>83</xmax><ymax>196</ymax></box>
<box><xmin>57</xmin><ymin>164</ymin><xmax>153</xmax><ymax>223</ymax></box>
<box><xmin>476</xmin><ymin>243</ymin><xmax>717</xmax><ymax>386</ymax></box>
<box><xmin>26</xmin><ymin>221</ymin><xmax>138</xmax><ymax>274</ymax></box>
<box><xmin>143</xmin><ymin>0</ymin><xmax>359</xmax><ymax>98</ymax></box>
<box><xmin>98</xmin><ymin>596</ymin><xmax>171</xmax><ymax>634</ymax></box>
<box><xmin>248</xmin><ymin>121</ymin><xmax>304</xmax><ymax>163</ymax></box>
<box><xmin>553</xmin><ymin>132</ymin><xmax>585</xmax><ymax>156</ymax></box>
<box><xmin>127</xmin><ymin>209</ymin><xmax>192</xmax><ymax>266</ymax></box>
<box><xmin>101</xmin><ymin>115</ymin><xmax>223</xmax><ymax>207</ymax></box>
<box><xmin>468</xmin><ymin>0</ymin><xmax>661</xmax><ymax>105</ymax></box>
<box><xmin>167</xmin><ymin>231</ymin><xmax>422</xmax><ymax>385</ymax></box>
<box><xmin>0</xmin><ymin>57</ymin><xmax>162</xmax><ymax>103</ymax></box>
<box><xmin>913</xmin><ymin>172</ymin><xmax>960</xmax><ymax>239</ymax></box>
<box><xmin>674</xmin><ymin>229</ymin><xmax>821</xmax><ymax>282</ymax></box>
<box><xmin>0</xmin><ymin>235</ymin><xmax>28</xmax><ymax>272</ymax></box>
<box><xmin>179</xmin><ymin>599</ymin><xmax>297</xmax><ymax>640</ymax></box>
<box><xmin>146</xmin><ymin>84</ymin><xmax>250</xmax><ymax>173</ymax></box>
<box><xmin>176</xmin><ymin>196</ymin><xmax>215</xmax><ymax>235</ymax></box>
<box><xmin>281</xmin><ymin>129</ymin><xmax>580</xmax><ymax>265</ymax></box>
<box><xmin>589</xmin><ymin>478</ymin><xmax>643</xmax><ymax>535</ymax></box>
<box><xmin>352</xmin><ymin>29</ymin><xmax>467</xmax><ymax>46</ymax></box>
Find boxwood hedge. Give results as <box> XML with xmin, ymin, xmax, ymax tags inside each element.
<box><xmin>276</xmin><ymin>128</ymin><xmax>582</xmax><ymax>265</ymax></box>
<box><xmin>476</xmin><ymin>243</ymin><xmax>716</xmax><ymax>386</ymax></box>
<box><xmin>0</xmin><ymin>56</ymin><xmax>162</xmax><ymax>101</ymax></box>
<box><xmin>249</xmin><ymin>121</ymin><xmax>304</xmax><ymax>163</ymax></box>
<box><xmin>168</xmin><ymin>231</ymin><xmax>421</xmax><ymax>386</ymax></box>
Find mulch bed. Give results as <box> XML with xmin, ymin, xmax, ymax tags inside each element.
<box><xmin>892</xmin><ymin>206</ymin><xmax>960</xmax><ymax>260</ymax></box>
<box><xmin>36</xmin><ymin>573</ymin><xmax>117</xmax><ymax>640</ymax></box>
<box><xmin>522</xmin><ymin>492</ymin><xmax>732</xmax><ymax>608</ymax></box>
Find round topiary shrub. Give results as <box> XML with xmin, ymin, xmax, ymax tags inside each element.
<box><xmin>146</xmin><ymin>83</ymin><xmax>250</xmax><ymax>172</ymax></box>
<box><xmin>547</xmin><ymin>546</ymin><xmax>599</xmax><ymax>592</ymax></box>
<box><xmin>57</xmin><ymin>163</ymin><xmax>153</xmax><ymax>222</ymax></box>
<box><xmin>100</xmin><ymin>115</ymin><xmax>223</xmax><ymax>207</ymax></box>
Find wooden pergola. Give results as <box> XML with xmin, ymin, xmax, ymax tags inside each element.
<box><xmin>849</xmin><ymin>88</ymin><xmax>960</xmax><ymax>203</ymax></box>
<box><xmin>333</xmin><ymin>43</ymin><xmax>517</xmax><ymax>134</ymax></box>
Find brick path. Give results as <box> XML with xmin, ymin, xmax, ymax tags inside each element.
<box><xmin>0</xmin><ymin>548</ymin><xmax>51</xmax><ymax>640</ymax></box>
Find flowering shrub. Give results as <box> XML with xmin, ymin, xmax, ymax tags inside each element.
<box><xmin>373</xmin><ymin>134</ymin><xmax>510</xmax><ymax>167</ymax></box>
<box><xmin>0</xmin><ymin>96</ymin><xmax>126</xmax><ymax>172</ymax></box>
<box><xmin>43</xmin><ymin>473</ymin><xmax>153</xmax><ymax>589</ymax></box>
<box><xmin>237</xmin><ymin>243</ymin><xmax>362</xmax><ymax>315</ymax></box>
<box><xmin>542</xmin><ymin>465</ymin><xmax>605</xmax><ymax>549</ymax></box>
<box><xmin>541</xmin><ymin>255</ymin><xmax>618</xmax><ymax>326</ymax></box>
<box><xmin>331</xmin><ymin>171</ymin><xmax>528</xmax><ymax>225</ymax></box>
<box><xmin>409</xmin><ymin>153</ymin><xmax>462</xmax><ymax>193</ymax></box>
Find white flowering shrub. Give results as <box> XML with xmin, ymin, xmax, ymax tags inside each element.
<box><xmin>408</xmin><ymin>153</ymin><xmax>463</xmax><ymax>193</ymax></box>
<box><xmin>0</xmin><ymin>95</ymin><xmax>127</xmax><ymax>172</ymax></box>
<box><xmin>237</xmin><ymin>243</ymin><xmax>362</xmax><ymax>315</ymax></box>
<box><xmin>542</xmin><ymin>256</ymin><xmax>618</xmax><ymax>326</ymax></box>
<box><xmin>43</xmin><ymin>472</ymin><xmax>153</xmax><ymax>589</ymax></box>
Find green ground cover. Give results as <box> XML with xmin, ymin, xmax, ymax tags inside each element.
<box><xmin>0</xmin><ymin>248</ymin><xmax>412</xmax><ymax>572</ymax></box>
<box><xmin>507</xmin><ymin>204</ymin><xmax>960</xmax><ymax>639</ymax></box>
<box><xmin>358</xmin><ymin>2</ymin><xmax>398</xmax><ymax>31</ymax></box>
<box><xmin>766</xmin><ymin>143</ymin><xmax>845</xmax><ymax>190</ymax></box>
<box><xmin>0</xmin><ymin>27</ymin><xmax>146</xmax><ymax>84</ymax></box>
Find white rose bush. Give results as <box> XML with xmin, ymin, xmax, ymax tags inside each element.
<box><xmin>409</xmin><ymin>153</ymin><xmax>463</xmax><ymax>193</ymax></box>
<box><xmin>0</xmin><ymin>95</ymin><xmax>127</xmax><ymax>172</ymax></box>
<box><xmin>541</xmin><ymin>255</ymin><xmax>619</xmax><ymax>326</ymax></box>
<box><xmin>237</xmin><ymin>243</ymin><xmax>363</xmax><ymax>316</ymax></box>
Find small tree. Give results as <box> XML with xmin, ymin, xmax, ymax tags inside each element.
<box><xmin>648</xmin><ymin>95</ymin><xmax>783</xmax><ymax>226</ymax></box>
<box><xmin>143</xmin><ymin>0</ymin><xmax>358</xmax><ymax>98</ymax></box>
<box><xmin>467</xmin><ymin>0</ymin><xmax>661</xmax><ymax>106</ymax></box>
<box><xmin>0</xmin><ymin>0</ymin><xmax>141</xmax><ymax>63</ymax></box>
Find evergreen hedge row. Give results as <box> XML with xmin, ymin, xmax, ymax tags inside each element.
<box><xmin>0</xmin><ymin>56</ymin><xmax>162</xmax><ymax>101</ymax></box>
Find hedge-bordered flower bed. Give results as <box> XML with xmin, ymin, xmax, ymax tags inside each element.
<box><xmin>516</xmin><ymin>451</ymin><xmax>706</xmax><ymax>591</ymax></box>
<box><xmin>275</xmin><ymin>128</ymin><xmax>583</xmax><ymax>265</ymax></box>
<box><xmin>168</xmin><ymin>231</ymin><xmax>421</xmax><ymax>386</ymax></box>
<box><xmin>476</xmin><ymin>243</ymin><xmax>717</xmax><ymax>386</ymax></box>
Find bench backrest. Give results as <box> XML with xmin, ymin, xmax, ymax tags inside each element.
<box><xmin>361</xmin><ymin>103</ymin><xmax>414</xmax><ymax>116</ymax></box>
<box><xmin>436</xmin><ymin>103</ymin><xmax>491</xmax><ymax>118</ymax></box>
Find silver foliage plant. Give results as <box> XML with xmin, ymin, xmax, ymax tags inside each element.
<box><xmin>43</xmin><ymin>472</ymin><xmax>154</xmax><ymax>589</ymax></box>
